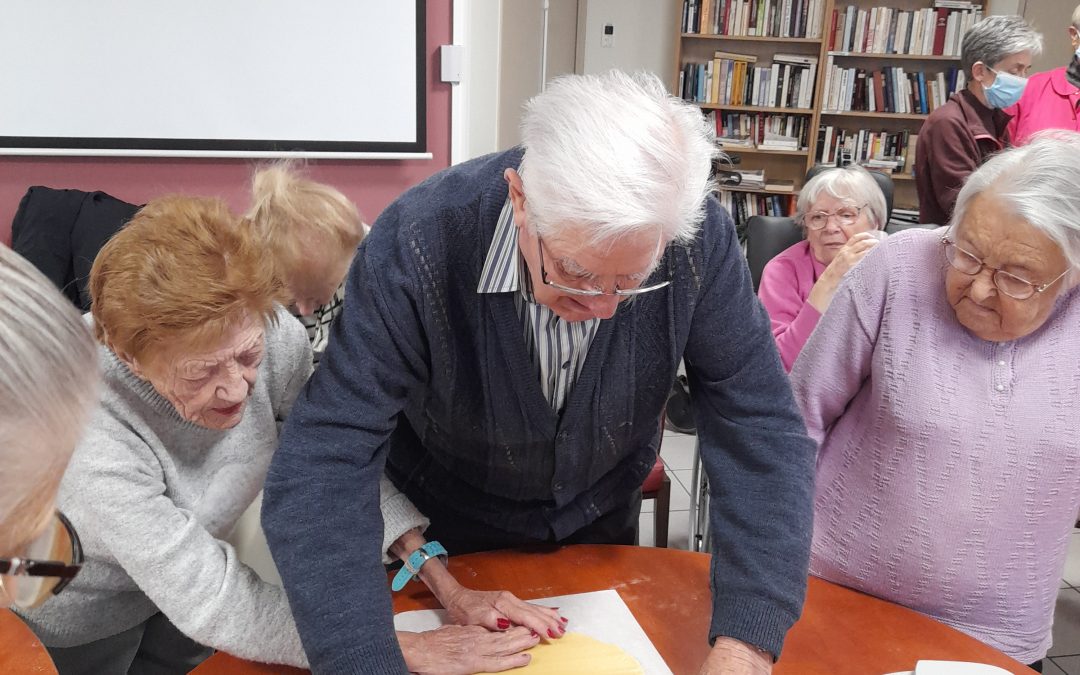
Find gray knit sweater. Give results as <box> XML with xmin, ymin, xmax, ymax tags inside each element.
<box><xmin>18</xmin><ymin>307</ymin><xmax>426</xmax><ymax>667</ymax></box>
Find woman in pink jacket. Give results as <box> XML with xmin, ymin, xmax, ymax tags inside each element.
<box><xmin>757</xmin><ymin>165</ymin><xmax>886</xmax><ymax>371</ymax></box>
<box><xmin>1008</xmin><ymin>5</ymin><xmax>1080</xmax><ymax>145</ymax></box>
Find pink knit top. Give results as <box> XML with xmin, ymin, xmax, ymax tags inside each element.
<box><xmin>791</xmin><ymin>228</ymin><xmax>1080</xmax><ymax>663</ymax></box>
<box><xmin>757</xmin><ymin>240</ymin><xmax>826</xmax><ymax>371</ymax></box>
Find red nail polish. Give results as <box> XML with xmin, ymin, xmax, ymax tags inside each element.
<box><xmin>547</xmin><ymin>629</ymin><xmax>558</xmax><ymax>638</ymax></box>
<box><xmin>560</xmin><ymin>616</ymin><xmax>569</xmax><ymax>624</ymax></box>
<box><xmin>530</xmin><ymin>630</ymin><xmax>540</xmax><ymax>638</ymax></box>
<box><xmin>497</xmin><ymin>618</ymin><xmax>510</xmax><ymax>629</ymax></box>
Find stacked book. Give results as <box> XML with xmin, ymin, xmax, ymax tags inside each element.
<box><xmin>828</xmin><ymin>4</ymin><xmax>983</xmax><ymax>57</ymax></box>
<box><xmin>682</xmin><ymin>0</ymin><xmax>825</xmax><ymax>39</ymax></box>
<box><xmin>821</xmin><ymin>60</ymin><xmax>965</xmax><ymax>114</ymax></box>
<box><xmin>816</xmin><ymin>126</ymin><xmax>917</xmax><ymax>177</ymax></box>
<box><xmin>888</xmin><ymin>207</ymin><xmax>921</xmax><ymax>231</ymax></box>
<box><xmin>679</xmin><ymin>52</ymin><xmax>818</xmax><ymax>110</ymax></box>
<box><xmin>736</xmin><ymin>169</ymin><xmax>766</xmax><ymax>190</ymax></box>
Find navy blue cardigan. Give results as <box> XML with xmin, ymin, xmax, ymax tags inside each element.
<box><xmin>263</xmin><ymin>148</ymin><xmax>816</xmax><ymax>674</ymax></box>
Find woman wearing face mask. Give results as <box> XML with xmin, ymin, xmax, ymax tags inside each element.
<box><xmin>1007</xmin><ymin>5</ymin><xmax>1080</xmax><ymax>146</ymax></box>
<box><xmin>915</xmin><ymin>15</ymin><xmax>1042</xmax><ymax>226</ymax></box>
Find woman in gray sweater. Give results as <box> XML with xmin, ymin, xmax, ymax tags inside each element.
<box><xmin>17</xmin><ymin>196</ymin><xmax>535</xmax><ymax>674</ymax></box>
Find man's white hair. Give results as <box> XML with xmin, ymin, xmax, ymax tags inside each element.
<box><xmin>951</xmin><ymin>130</ymin><xmax>1080</xmax><ymax>272</ymax></box>
<box><xmin>517</xmin><ymin>69</ymin><xmax>717</xmax><ymax>246</ymax></box>
<box><xmin>0</xmin><ymin>246</ymin><xmax>99</xmax><ymax>553</ymax></box>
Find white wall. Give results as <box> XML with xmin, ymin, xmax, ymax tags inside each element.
<box><xmin>576</xmin><ymin>0</ymin><xmax>676</xmax><ymax>83</ymax></box>
<box><xmin>459</xmin><ymin>0</ymin><xmax>502</xmax><ymax>162</ymax></box>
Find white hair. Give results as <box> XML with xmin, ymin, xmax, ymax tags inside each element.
<box><xmin>796</xmin><ymin>165</ymin><xmax>887</xmax><ymax>230</ymax></box>
<box><xmin>0</xmin><ymin>246</ymin><xmax>99</xmax><ymax>552</ymax></box>
<box><xmin>517</xmin><ymin>69</ymin><xmax>717</xmax><ymax>246</ymax></box>
<box><xmin>961</xmin><ymin>15</ymin><xmax>1043</xmax><ymax>77</ymax></box>
<box><xmin>951</xmin><ymin>130</ymin><xmax>1080</xmax><ymax>272</ymax></box>
<box><xmin>1072</xmin><ymin>4</ymin><xmax>1080</xmax><ymax>30</ymax></box>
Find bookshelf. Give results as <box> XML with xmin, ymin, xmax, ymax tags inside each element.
<box><xmin>813</xmin><ymin>0</ymin><xmax>984</xmax><ymax>211</ymax></box>
<box><xmin>674</xmin><ymin>0</ymin><xmax>829</xmax><ymax>226</ymax></box>
<box><xmin>674</xmin><ymin>0</ymin><xmax>985</xmax><ymax>220</ymax></box>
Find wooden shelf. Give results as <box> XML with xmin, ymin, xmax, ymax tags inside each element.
<box><xmin>718</xmin><ymin>185</ymin><xmax>798</xmax><ymax>195</ymax></box>
<box><xmin>697</xmin><ymin>103</ymin><xmax>815</xmax><ymax>114</ymax></box>
<box><xmin>820</xmin><ymin>110</ymin><xmax>929</xmax><ymax>121</ymax></box>
<box><xmin>891</xmin><ymin>173</ymin><xmax>915</xmax><ymax>181</ymax></box>
<box><xmin>827</xmin><ymin>51</ymin><xmax>961</xmax><ymax>61</ymax></box>
<box><xmin>682</xmin><ymin>33</ymin><xmax>822</xmax><ymax>43</ymax></box>
<box><xmin>718</xmin><ymin>146</ymin><xmax>809</xmax><ymax>156</ymax></box>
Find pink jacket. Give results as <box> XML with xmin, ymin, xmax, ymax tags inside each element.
<box><xmin>1006</xmin><ymin>66</ymin><xmax>1080</xmax><ymax>146</ymax></box>
<box><xmin>757</xmin><ymin>240</ymin><xmax>825</xmax><ymax>372</ymax></box>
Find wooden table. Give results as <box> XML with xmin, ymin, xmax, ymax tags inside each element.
<box><xmin>1</xmin><ymin>608</ymin><xmax>57</xmax><ymax>674</ymax></box>
<box><xmin>194</xmin><ymin>544</ymin><xmax>1034</xmax><ymax>675</ymax></box>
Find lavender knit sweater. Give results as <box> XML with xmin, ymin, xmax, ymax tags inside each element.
<box><xmin>791</xmin><ymin>228</ymin><xmax>1080</xmax><ymax>663</ymax></box>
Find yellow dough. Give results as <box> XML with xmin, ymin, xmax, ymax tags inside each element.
<box><xmin>484</xmin><ymin>631</ymin><xmax>645</xmax><ymax>674</ymax></box>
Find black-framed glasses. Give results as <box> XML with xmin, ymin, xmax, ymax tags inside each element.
<box><xmin>802</xmin><ymin>204</ymin><xmax>867</xmax><ymax>230</ymax></box>
<box><xmin>536</xmin><ymin>236</ymin><xmax>670</xmax><ymax>297</ymax></box>
<box><xmin>0</xmin><ymin>511</ymin><xmax>83</xmax><ymax>608</ymax></box>
<box><xmin>941</xmin><ymin>234</ymin><xmax>1069</xmax><ymax>301</ymax></box>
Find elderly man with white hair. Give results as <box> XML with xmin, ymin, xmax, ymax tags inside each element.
<box><xmin>793</xmin><ymin>131</ymin><xmax>1080</xmax><ymax>671</ymax></box>
<box><xmin>0</xmin><ymin>245</ymin><xmax>98</xmax><ymax>610</ymax></box>
<box><xmin>916</xmin><ymin>15</ymin><xmax>1043</xmax><ymax>225</ymax></box>
<box><xmin>263</xmin><ymin>70</ymin><xmax>817</xmax><ymax>674</ymax></box>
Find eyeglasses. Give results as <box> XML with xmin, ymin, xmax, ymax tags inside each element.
<box><xmin>802</xmin><ymin>204</ymin><xmax>867</xmax><ymax>230</ymax></box>
<box><xmin>536</xmin><ymin>236</ymin><xmax>670</xmax><ymax>297</ymax></box>
<box><xmin>941</xmin><ymin>235</ymin><xmax>1069</xmax><ymax>300</ymax></box>
<box><xmin>0</xmin><ymin>511</ymin><xmax>83</xmax><ymax>609</ymax></box>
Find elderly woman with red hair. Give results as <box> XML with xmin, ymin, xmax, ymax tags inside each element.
<box><xmin>16</xmin><ymin>196</ymin><xmax>536</xmax><ymax>675</ymax></box>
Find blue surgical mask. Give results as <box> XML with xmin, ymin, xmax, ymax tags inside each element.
<box><xmin>982</xmin><ymin>66</ymin><xmax>1027</xmax><ymax>108</ymax></box>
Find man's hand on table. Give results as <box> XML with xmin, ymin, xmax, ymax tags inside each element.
<box><xmin>398</xmin><ymin>626</ymin><xmax>539</xmax><ymax>675</ymax></box>
<box><xmin>697</xmin><ymin>637</ymin><xmax>772</xmax><ymax>675</ymax></box>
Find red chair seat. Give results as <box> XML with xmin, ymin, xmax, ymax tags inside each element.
<box><xmin>642</xmin><ymin>457</ymin><xmax>666</xmax><ymax>493</ymax></box>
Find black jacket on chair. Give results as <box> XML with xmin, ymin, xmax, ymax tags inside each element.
<box><xmin>11</xmin><ymin>186</ymin><xmax>140</xmax><ymax>311</ymax></box>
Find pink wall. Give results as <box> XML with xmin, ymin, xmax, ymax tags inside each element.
<box><xmin>0</xmin><ymin>5</ymin><xmax>452</xmax><ymax>247</ymax></box>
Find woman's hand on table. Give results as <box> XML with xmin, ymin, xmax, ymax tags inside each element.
<box><xmin>697</xmin><ymin>637</ymin><xmax>772</xmax><ymax>675</ymax></box>
<box><xmin>398</xmin><ymin>625</ymin><xmax>539</xmax><ymax>674</ymax></box>
<box><xmin>441</xmin><ymin>585</ymin><xmax>568</xmax><ymax>638</ymax></box>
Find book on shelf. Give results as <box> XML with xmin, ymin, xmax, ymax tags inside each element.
<box><xmin>681</xmin><ymin>0</ymin><xmax>825</xmax><ymax>39</ymax></box>
<box><xmin>717</xmin><ymin>190</ymin><xmax>795</xmax><ymax>230</ymax></box>
<box><xmin>828</xmin><ymin>5</ymin><xmax>982</xmax><ymax>57</ymax></box>
<box><xmin>682</xmin><ymin>52</ymin><xmax>817</xmax><ymax>109</ymax></box>
<box><xmin>821</xmin><ymin>57</ymin><xmax>965</xmax><ymax>114</ymax></box>
<box><xmin>760</xmin><ymin>131</ymin><xmax>800</xmax><ymax>150</ymax></box>
<box><xmin>736</xmin><ymin>169</ymin><xmax>766</xmax><ymax>188</ymax></box>
<box><xmin>816</xmin><ymin>124</ymin><xmax>916</xmax><ymax>176</ymax></box>
<box><xmin>707</xmin><ymin>111</ymin><xmax>812</xmax><ymax>150</ymax></box>
<box><xmin>764</xmin><ymin>178</ymin><xmax>796</xmax><ymax>192</ymax></box>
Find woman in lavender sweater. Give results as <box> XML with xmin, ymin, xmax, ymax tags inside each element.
<box><xmin>791</xmin><ymin>132</ymin><xmax>1080</xmax><ymax>670</ymax></box>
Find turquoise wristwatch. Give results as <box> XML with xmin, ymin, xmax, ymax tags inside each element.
<box><xmin>391</xmin><ymin>541</ymin><xmax>448</xmax><ymax>591</ymax></box>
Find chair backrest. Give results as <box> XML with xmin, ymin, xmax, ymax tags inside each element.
<box><xmin>804</xmin><ymin>164</ymin><xmax>895</xmax><ymax>224</ymax></box>
<box><xmin>745</xmin><ymin>215</ymin><xmax>802</xmax><ymax>292</ymax></box>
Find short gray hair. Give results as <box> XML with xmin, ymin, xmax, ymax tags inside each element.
<box><xmin>796</xmin><ymin>165</ymin><xmax>888</xmax><ymax>230</ymax></box>
<box><xmin>951</xmin><ymin>130</ymin><xmax>1080</xmax><ymax>272</ymax></box>
<box><xmin>961</xmin><ymin>15</ymin><xmax>1043</xmax><ymax>77</ymax></box>
<box><xmin>0</xmin><ymin>246</ymin><xmax>99</xmax><ymax>553</ymax></box>
<box><xmin>518</xmin><ymin>70</ymin><xmax>717</xmax><ymax>246</ymax></box>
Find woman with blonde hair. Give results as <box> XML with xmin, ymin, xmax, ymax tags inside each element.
<box><xmin>246</xmin><ymin>162</ymin><xmax>365</xmax><ymax>363</ymax></box>
<box><xmin>1</xmin><ymin>246</ymin><xmax>98</xmax><ymax>610</ymax></box>
<box><xmin>17</xmin><ymin>196</ymin><xmax>533</xmax><ymax>674</ymax></box>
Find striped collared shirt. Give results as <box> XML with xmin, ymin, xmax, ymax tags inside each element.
<box><xmin>477</xmin><ymin>199</ymin><xmax>600</xmax><ymax>411</ymax></box>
